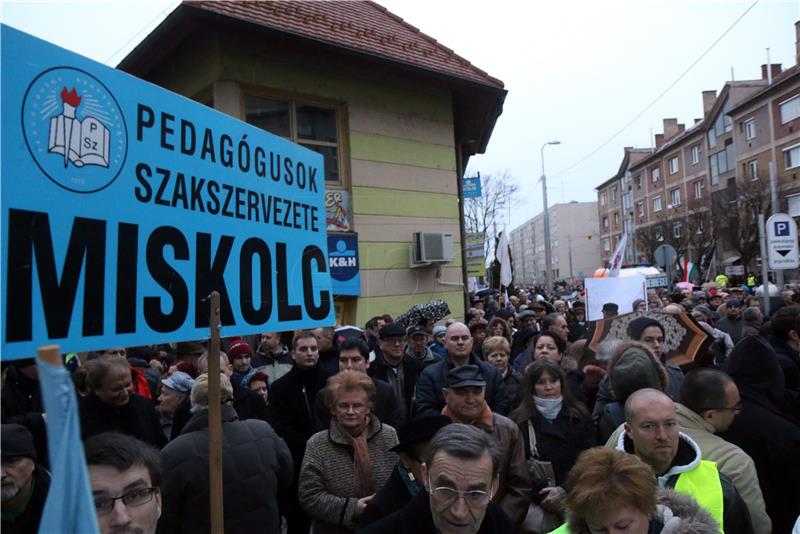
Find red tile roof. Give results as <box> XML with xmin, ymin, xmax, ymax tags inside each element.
<box><xmin>186</xmin><ymin>0</ymin><xmax>504</xmax><ymax>89</ymax></box>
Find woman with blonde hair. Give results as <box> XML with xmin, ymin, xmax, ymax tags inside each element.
<box><xmin>299</xmin><ymin>370</ymin><xmax>398</xmax><ymax>533</ymax></box>
<box><xmin>553</xmin><ymin>447</ymin><xmax>718</xmax><ymax>533</ymax></box>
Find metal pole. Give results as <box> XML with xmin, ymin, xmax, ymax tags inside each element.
<box><xmin>758</xmin><ymin>214</ymin><xmax>771</xmax><ymax>316</ymax></box>
<box><xmin>568</xmin><ymin>235</ymin><xmax>574</xmax><ymax>281</ymax></box>
<box><xmin>770</xmin><ymin>160</ymin><xmax>785</xmax><ymax>289</ymax></box>
<box><xmin>208</xmin><ymin>291</ymin><xmax>224</xmax><ymax>534</ymax></box>
<box><xmin>541</xmin><ymin>141</ymin><xmax>560</xmax><ymax>290</ymax></box>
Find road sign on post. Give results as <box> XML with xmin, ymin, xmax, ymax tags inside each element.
<box><xmin>463</xmin><ymin>176</ymin><xmax>482</xmax><ymax>198</ymax></box>
<box><xmin>767</xmin><ymin>213</ymin><xmax>799</xmax><ymax>270</ymax></box>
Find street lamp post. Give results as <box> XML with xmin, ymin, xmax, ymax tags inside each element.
<box><xmin>541</xmin><ymin>140</ymin><xmax>561</xmax><ymax>290</ymax></box>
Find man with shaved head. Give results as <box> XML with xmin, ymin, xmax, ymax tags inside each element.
<box><xmin>614</xmin><ymin>388</ymin><xmax>752</xmax><ymax>533</ymax></box>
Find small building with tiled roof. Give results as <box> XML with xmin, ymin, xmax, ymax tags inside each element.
<box><xmin>120</xmin><ymin>0</ymin><xmax>506</xmax><ymax>324</ymax></box>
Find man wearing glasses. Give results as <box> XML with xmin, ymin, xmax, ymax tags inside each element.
<box><xmin>613</xmin><ymin>388</ymin><xmax>752</xmax><ymax>533</ymax></box>
<box><xmin>84</xmin><ymin>432</ymin><xmax>162</xmax><ymax>534</ymax></box>
<box><xmin>358</xmin><ymin>424</ymin><xmax>514</xmax><ymax>533</ymax></box>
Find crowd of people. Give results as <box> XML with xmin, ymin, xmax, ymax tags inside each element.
<box><xmin>1</xmin><ymin>282</ymin><xmax>799</xmax><ymax>533</ymax></box>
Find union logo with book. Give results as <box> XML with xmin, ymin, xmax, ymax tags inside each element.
<box><xmin>22</xmin><ymin>66</ymin><xmax>127</xmax><ymax>193</ymax></box>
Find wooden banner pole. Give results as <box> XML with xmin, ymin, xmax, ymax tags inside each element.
<box><xmin>207</xmin><ymin>291</ymin><xmax>224</xmax><ymax>533</ymax></box>
<box><xmin>36</xmin><ymin>345</ymin><xmax>62</xmax><ymax>367</ymax></box>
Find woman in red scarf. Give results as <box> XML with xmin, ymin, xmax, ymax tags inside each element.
<box><xmin>298</xmin><ymin>370</ymin><xmax>398</xmax><ymax>533</ymax></box>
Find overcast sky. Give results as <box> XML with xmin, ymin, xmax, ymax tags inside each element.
<box><xmin>3</xmin><ymin>0</ymin><xmax>798</xmax><ymax>231</ymax></box>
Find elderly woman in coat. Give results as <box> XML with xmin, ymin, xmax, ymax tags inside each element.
<box><xmin>299</xmin><ymin>370</ymin><xmax>398</xmax><ymax>533</ymax></box>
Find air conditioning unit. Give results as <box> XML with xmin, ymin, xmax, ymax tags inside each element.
<box><xmin>411</xmin><ymin>232</ymin><xmax>454</xmax><ymax>265</ymax></box>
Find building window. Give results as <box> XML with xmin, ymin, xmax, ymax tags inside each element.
<box><xmin>245</xmin><ymin>94</ymin><xmax>343</xmax><ymax>184</ymax></box>
<box><xmin>693</xmin><ymin>180</ymin><xmax>703</xmax><ymax>199</ymax></box>
<box><xmin>747</xmin><ymin>160</ymin><xmax>758</xmax><ymax>181</ymax></box>
<box><xmin>611</xmin><ymin>187</ymin><xmax>617</xmax><ymax>204</ymax></box>
<box><xmin>651</xmin><ymin>167</ymin><xmax>661</xmax><ymax>182</ymax></box>
<box><xmin>603</xmin><ymin>238</ymin><xmax>611</xmax><ymax>252</ymax></box>
<box><xmin>744</xmin><ymin>118</ymin><xmax>756</xmax><ymax>140</ymax></box>
<box><xmin>789</xmin><ymin>193</ymin><xmax>800</xmax><ymax>217</ymax></box>
<box><xmin>600</xmin><ymin>192</ymin><xmax>607</xmax><ymax>206</ymax></box>
<box><xmin>635</xmin><ymin>174</ymin><xmax>642</xmax><ymax>190</ymax></box>
<box><xmin>614</xmin><ymin>212</ymin><xmax>620</xmax><ymax>226</ymax></box>
<box><xmin>638</xmin><ymin>201</ymin><xmax>645</xmax><ymax>217</ymax></box>
<box><xmin>691</xmin><ymin>144</ymin><xmax>701</xmax><ymax>165</ymax></box>
<box><xmin>673</xmin><ymin>222</ymin><xmax>682</xmax><ymax>239</ymax></box>
<box><xmin>653</xmin><ymin>196</ymin><xmax>663</xmax><ymax>212</ymax></box>
<box><xmin>785</xmin><ymin>144</ymin><xmax>800</xmax><ymax>170</ymax></box>
<box><xmin>780</xmin><ymin>94</ymin><xmax>800</xmax><ymax>124</ymax></box>
<box><xmin>655</xmin><ymin>227</ymin><xmax>663</xmax><ymax>241</ymax></box>
<box><xmin>602</xmin><ymin>216</ymin><xmax>609</xmax><ymax>228</ymax></box>
<box><xmin>670</xmin><ymin>188</ymin><xmax>681</xmax><ymax>207</ymax></box>
<box><xmin>669</xmin><ymin>156</ymin><xmax>679</xmax><ymax>175</ymax></box>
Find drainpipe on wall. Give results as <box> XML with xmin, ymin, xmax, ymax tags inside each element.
<box><xmin>456</xmin><ymin>143</ymin><xmax>470</xmax><ymax>315</ymax></box>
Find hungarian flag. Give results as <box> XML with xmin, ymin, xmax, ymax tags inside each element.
<box><xmin>677</xmin><ymin>257</ymin><xmax>697</xmax><ymax>283</ymax></box>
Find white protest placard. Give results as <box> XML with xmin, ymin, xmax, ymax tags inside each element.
<box><xmin>584</xmin><ymin>275</ymin><xmax>647</xmax><ymax>321</ymax></box>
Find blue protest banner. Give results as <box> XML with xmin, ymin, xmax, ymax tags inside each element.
<box><xmin>1</xmin><ymin>26</ymin><xmax>334</xmax><ymax>360</ymax></box>
<box><xmin>327</xmin><ymin>233</ymin><xmax>361</xmax><ymax>296</ymax></box>
<box><xmin>463</xmin><ymin>176</ymin><xmax>482</xmax><ymax>198</ymax></box>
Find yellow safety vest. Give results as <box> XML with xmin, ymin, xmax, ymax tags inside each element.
<box><xmin>674</xmin><ymin>460</ymin><xmax>724</xmax><ymax>533</ymax></box>
<box><xmin>547</xmin><ymin>460</ymin><xmax>724</xmax><ymax>534</ymax></box>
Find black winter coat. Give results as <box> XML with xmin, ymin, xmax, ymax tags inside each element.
<box><xmin>171</xmin><ymin>380</ymin><xmax>269</xmax><ymax>440</ymax></box>
<box><xmin>268</xmin><ymin>365</ymin><xmax>328</xmax><ymax>475</ymax></box>
<box><xmin>1</xmin><ymin>465</ymin><xmax>50</xmax><ymax>534</ymax></box>
<box><xmin>357</xmin><ymin>488</ymin><xmax>514</xmax><ymax>534</ymax></box>
<box><xmin>367</xmin><ymin>353</ymin><xmax>422</xmax><ymax>419</ymax></box>
<box><xmin>79</xmin><ymin>392</ymin><xmax>166</xmax><ymax>448</ymax></box>
<box><xmin>359</xmin><ymin>464</ymin><xmax>415</xmax><ymax>527</ymax></box>
<box><xmin>158</xmin><ymin>404</ymin><xmax>293</xmax><ymax>534</ymax></box>
<box><xmin>415</xmin><ymin>354</ymin><xmax>508</xmax><ymax>415</ymax></box>
<box><xmin>721</xmin><ymin>336</ymin><xmax>800</xmax><ymax>534</ymax></box>
<box><xmin>519</xmin><ymin>409</ymin><xmax>595</xmax><ymax>499</ymax></box>
<box><xmin>767</xmin><ymin>334</ymin><xmax>800</xmax><ymax>395</ymax></box>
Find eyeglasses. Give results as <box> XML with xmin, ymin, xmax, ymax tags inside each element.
<box><xmin>336</xmin><ymin>402</ymin><xmax>366</xmax><ymax>413</ymax></box>
<box><xmin>427</xmin><ymin>475</ymin><xmax>492</xmax><ymax>508</ymax></box>
<box><xmin>711</xmin><ymin>401</ymin><xmax>742</xmax><ymax>413</ymax></box>
<box><xmin>93</xmin><ymin>487</ymin><xmax>157</xmax><ymax>515</ymax></box>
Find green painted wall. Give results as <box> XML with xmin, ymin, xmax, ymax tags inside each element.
<box><xmin>351</xmin><ymin>187</ymin><xmax>459</xmax><ymax>219</ymax></box>
<box><xmin>349</xmin><ymin>132</ymin><xmax>456</xmax><ymax>170</ymax></box>
<box><xmin>359</xmin><ymin>242</ymin><xmax>462</xmax><ymax>270</ymax></box>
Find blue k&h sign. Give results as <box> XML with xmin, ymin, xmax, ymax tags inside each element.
<box><xmin>328</xmin><ymin>233</ymin><xmax>361</xmax><ymax>296</ymax></box>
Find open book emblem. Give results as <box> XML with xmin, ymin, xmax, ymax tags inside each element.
<box><xmin>22</xmin><ymin>67</ymin><xmax>127</xmax><ymax>194</ymax></box>
<box><xmin>48</xmin><ymin>87</ymin><xmax>110</xmax><ymax>168</ymax></box>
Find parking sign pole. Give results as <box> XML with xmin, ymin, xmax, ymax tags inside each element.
<box><xmin>758</xmin><ymin>214</ymin><xmax>770</xmax><ymax>316</ymax></box>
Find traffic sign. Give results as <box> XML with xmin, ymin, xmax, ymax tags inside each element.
<box><xmin>767</xmin><ymin>213</ymin><xmax>799</xmax><ymax>270</ymax></box>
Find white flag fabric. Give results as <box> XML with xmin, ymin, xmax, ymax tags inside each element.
<box><xmin>496</xmin><ymin>231</ymin><xmax>513</xmax><ymax>287</ymax></box>
<box><xmin>608</xmin><ymin>234</ymin><xmax>627</xmax><ymax>278</ymax></box>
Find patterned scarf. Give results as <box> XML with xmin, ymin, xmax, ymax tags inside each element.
<box><xmin>337</xmin><ymin>418</ymin><xmax>375</xmax><ymax>497</ymax></box>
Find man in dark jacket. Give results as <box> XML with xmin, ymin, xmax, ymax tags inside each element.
<box><xmin>80</xmin><ymin>358</ymin><xmax>166</xmax><ymax>449</ymax></box>
<box><xmin>357</xmin><ymin>423</ymin><xmax>514</xmax><ymax>534</ymax></box>
<box><xmin>312</xmin><ymin>337</ymin><xmax>402</xmax><ymax>431</ymax></box>
<box><xmin>268</xmin><ymin>331</ymin><xmax>327</xmax><ymax>534</ymax></box>
<box><xmin>367</xmin><ymin>322</ymin><xmax>423</xmax><ymax>422</ymax></box>
<box><xmin>720</xmin><ymin>335</ymin><xmax>800</xmax><ymax>534</ymax></box>
<box><xmin>766</xmin><ymin>305</ymin><xmax>800</xmax><ymax>395</ymax></box>
<box><xmin>169</xmin><ymin>351</ymin><xmax>269</xmax><ymax>440</ymax></box>
<box><xmin>159</xmin><ymin>374</ymin><xmax>292</xmax><ymax>534</ymax></box>
<box><xmin>416</xmin><ymin>322</ymin><xmax>508</xmax><ymax>415</ymax></box>
<box><xmin>716</xmin><ymin>298</ymin><xmax>745</xmax><ymax>344</ymax></box>
<box><xmin>1</xmin><ymin>424</ymin><xmax>50</xmax><ymax>534</ymax></box>
<box><xmin>360</xmin><ymin>414</ymin><xmax>451</xmax><ymax>527</ymax></box>
<box><xmin>1</xmin><ymin>359</ymin><xmax>48</xmax><ymax>468</ymax></box>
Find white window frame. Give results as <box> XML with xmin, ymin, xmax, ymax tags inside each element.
<box><xmin>655</xmin><ymin>227</ymin><xmax>663</xmax><ymax>241</ymax></box>
<box><xmin>693</xmin><ymin>180</ymin><xmax>703</xmax><ymax>200</ymax></box>
<box><xmin>603</xmin><ymin>238</ymin><xmax>611</xmax><ymax>252</ymax></box>
<box><xmin>744</xmin><ymin>118</ymin><xmax>756</xmax><ymax>140</ymax></box>
<box><xmin>779</xmin><ymin>94</ymin><xmax>800</xmax><ymax>124</ymax></box>
<box><xmin>637</xmin><ymin>201</ymin><xmax>645</xmax><ymax>217</ymax></box>
<box><xmin>784</xmin><ymin>143</ymin><xmax>800</xmax><ymax>170</ymax></box>
<box><xmin>613</xmin><ymin>212</ymin><xmax>620</xmax><ymax>226</ymax></box>
<box><xmin>748</xmin><ymin>159</ymin><xmax>758</xmax><ymax>181</ymax></box>
<box><xmin>788</xmin><ymin>193</ymin><xmax>800</xmax><ymax>217</ymax></box>
<box><xmin>602</xmin><ymin>216</ymin><xmax>609</xmax><ymax>228</ymax></box>
<box><xmin>651</xmin><ymin>167</ymin><xmax>661</xmax><ymax>182</ymax></box>
<box><xmin>673</xmin><ymin>222</ymin><xmax>682</xmax><ymax>239</ymax></box>
<box><xmin>669</xmin><ymin>156</ymin><xmax>679</xmax><ymax>175</ymax></box>
<box><xmin>600</xmin><ymin>192</ymin><xmax>607</xmax><ymax>207</ymax></box>
<box><xmin>691</xmin><ymin>145</ymin><xmax>700</xmax><ymax>165</ymax></box>
<box><xmin>653</xmin><ymin>196</ymin><xmax>663</xmax><ymax>212</ymax></box>
<box><xmin>670</xmin><ymin>188</ymin><xmax>681</xmax><ymax>207</ymax></box>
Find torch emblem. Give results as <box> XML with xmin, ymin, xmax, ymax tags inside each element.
<box><xmin>22</xmin><ymin>67</ymin><xmax>127</xmax><ymax>193</ymax></box>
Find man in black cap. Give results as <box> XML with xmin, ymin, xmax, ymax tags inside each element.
<box><xmin>405</xmin><ymin>325</ymin><xmax>439</xmax><ymax>367</ymax></box>
<box><xmin>368</xmin><ymin>322</ymin><xmax>423</xmax><ymax>423</ymax></box>
<box><xmin>359</xmin><ymin>414</ymin><xmax>451</xmax><ymax>527</ymax></box>
<box><xmin>439</xmin><ymin>365</ymin><xmax>530</xmax><ymax>527</ymax></box>
<box><xmin>1</xmin><ymin>424</ymin><xmax>50</xmax><ymax>534</ymax></box>
<box><xmin>601</xmin><ymin>302</ymin><xmax>619</xmax><ymax>319</ymax></box>
<box><xmin>567</xmin><ymin>302</ymin><xmax>587</xmax><ymax>342</ymax></box>
<box><xmin>511</xmin><ymin>310</ymin><xmax>539</xmax><ymax>357</ymax></box>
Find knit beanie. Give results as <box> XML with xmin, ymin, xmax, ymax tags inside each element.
<box><xmin>610</xmin><ymin>346</ymin><xmax>663</xmax><ymax>403</ymax></box>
